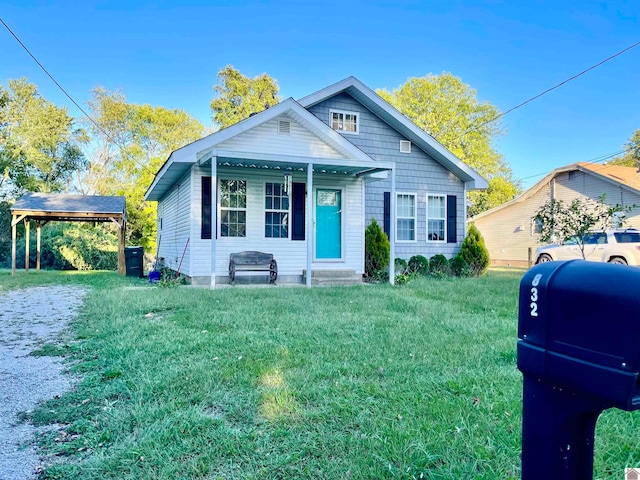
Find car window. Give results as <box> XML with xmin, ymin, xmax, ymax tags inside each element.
<box><xmin>614</xmin><ymin>232</ymin><xmax>640</xmax><ymax>243</ymax></box>
<box><xmin>563</xmin><ymin>237</ymin><xmax>578</xmax><ymax>245</ymax></box>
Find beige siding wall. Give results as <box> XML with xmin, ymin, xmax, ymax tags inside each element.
<box><xmin>474</xmin><ymin>183</ymin><xmax>552</xmax><ymax>265</ymax></box>
<box><xmin>156</xmin><ymin>170</ymin><xmax>192</xmax><ymax>274</ymax></box>
<box><xmin>474</xmin><ymin>172</ymin><xmax>640</xmax><ymax>265</ymax></box>
<box><xmin>190</xmin><ymin>165</ymin><xmax>365</xmax><ymax>282</ymax></box>
<box><xmin>217</xmin><ymin>114</ymin><xmax>344</xmax><ymax>159</ymax></box>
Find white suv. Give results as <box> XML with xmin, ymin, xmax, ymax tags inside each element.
<box><xmin>535</xmin><ymin>229</ymin><xmax>640</xmax><ymax>266</ymax></box>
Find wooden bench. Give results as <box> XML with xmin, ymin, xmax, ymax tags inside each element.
<box><xmin>229</xmin><ymin>251</ymin><xmax>278</xmax><ymax>285</ymax></box>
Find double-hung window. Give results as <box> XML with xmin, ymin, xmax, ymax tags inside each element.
<box><xmin>330</xmin><ymin>109</ymin><xmax>359</xmax><ymax>134</ymax></box>
<box><xmin>265</xmin><ymin>182</ymin><xmax>289</xmax><ymax>238</ymax></box>
<box><xmin>427</xmin><ymin>195</ymin><xmax>446</xmax><ymax>241</ymax></box>
<box><xmin>220</xmin><ymin>180</ymin><xmax>246</xmax><ymax>237</ymax></box>
<box><xmin>396</xmin><ymin>193</ymin><xmax>416</xmax><ymax>242</ymax></box>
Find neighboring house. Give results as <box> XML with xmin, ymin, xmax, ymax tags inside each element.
<box><xmin>144</xmin><ymin>77</ymin><xmax>486</xmax><ymax>286</ymax></box>
<box><xmin>472</xmin><ymin>162</ymin><xmax>640</xmax><ymax>267</ymax></box>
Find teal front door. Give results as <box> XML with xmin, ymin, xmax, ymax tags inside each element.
<box><xmin>316</xmin><ymin>189</ymin><xmax>342</xmax><ymax>259</ymax></box>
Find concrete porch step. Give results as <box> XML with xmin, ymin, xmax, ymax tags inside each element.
<box><xmin>303</xmin><ymin>269</ymin><xmax>363</xmax><ymax>286</ymax></box>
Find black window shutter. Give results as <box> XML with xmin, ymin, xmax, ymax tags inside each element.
<box><xmin>292</xmin><ymin>182</ymin><xmax>305</xmax><ymax>241</ymax></box>
<box><xmin>201</xmin><ymin>176</ymin><xmax>212</xmax><ymax>239</ymax></box>
<box><xmin>383</xmin><ymin>192</ymin><xmax>391</xmax><ymax>239</ymax></box>
<box><xmin>447</xmin><ymin>195</ymin><xmax>457</xmax><ymax>243</ymax></box>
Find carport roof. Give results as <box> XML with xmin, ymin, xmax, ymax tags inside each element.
<box><xmin>11</xmin><ymin>193</ymin><xmax>126</xmax><ymax>222</ymax></box>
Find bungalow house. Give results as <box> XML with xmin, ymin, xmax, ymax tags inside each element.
<box><xmin>472</xmin><ymin>162</ymin><xmax>640</xmax><ymax>267</ymax></box>
<box><xmin>144</xmin><ymin>77</ymin><xmax>486</xmax><ymax>286</ymax></box>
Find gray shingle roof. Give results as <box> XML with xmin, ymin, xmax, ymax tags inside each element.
<box><xmin>11</xmin><ymin>193</ymin><xmax>126</xmax><ymax>215</ymax></box>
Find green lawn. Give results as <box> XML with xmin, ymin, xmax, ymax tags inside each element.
<box><xmin>3</xmin><ymin>269</ymin><xmax>640</xmax><ymax>479</ymax></box>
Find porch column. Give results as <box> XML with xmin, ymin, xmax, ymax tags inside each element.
<box><xmin>389</xmin><ymin>167</ymin><xmax>396</xmax><ymax>285</ymax></box>
<box><xmin>463</xmin><ymin>184</ymin><xmax>468</xmax><ymax>239</ymax></box>
<box><xmin>306</xmin><ymin>163</ymin><xmax>313</xmax><ymax>287</ymax></box>
<box><xmin>36</xmin><ymin>221</ymin><xmax>42</xmax><ymax>272</ymax></box>
<box><xmin>210</xmin><ymin>157</ymin><xmax>217</xmax><ymax>289</ymax></box>
<box><xmin>24</xmin><ymin>218</ymin><xmax>30</xmax><ymax>274</ymax></box>
<box><xmin>11</xmin><ymin>214</ymin><xmax>17</xmax><ymax>275</ymax></box>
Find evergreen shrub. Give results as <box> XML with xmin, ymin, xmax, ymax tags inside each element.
<box><xmin>459</xmin><ymin>223</ymin><xmax>490</xmax><ymax>276</ymax></box>
<box><xmin>407</xmin><ymin>255</ymin><xmax>429</xmax><ymax>276</ymax></box>
<box><xmin>365</xmin><ymin>219</ymin><xmax>390</xmax><ymax>281</ymax></box>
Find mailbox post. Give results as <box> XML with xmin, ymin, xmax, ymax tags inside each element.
<box><xmin>518</xmin><ymin>260</ymin><xmax>640</xmax><ymax>479</ymax></box>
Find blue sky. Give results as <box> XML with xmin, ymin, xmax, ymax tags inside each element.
<box><xmin>1</xmin><ymin>0</ymin><xmax>638</xmax><ymax>189</ymax></box>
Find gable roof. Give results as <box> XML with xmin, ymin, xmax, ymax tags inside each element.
<box><xmin>297</xmin><ymin>76</ymin><xmax>488</xmax><ymax>190</ymax></box>
<box><xmin>145</xmin><ymin>97</ymin><xmax>390</xmax><ymax>201</ymax></box>
<box><xmin>472</xmin><ymin>162</ymin><xmax>640</xmax><ymax>221</ymax></box>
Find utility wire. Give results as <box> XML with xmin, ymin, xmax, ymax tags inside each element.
<box><xmin>458</xmin><ymin>40</ymin><xmax>640</xmax><ymax>140</ymax></box>
<box><xmin>0</xmin><ymin>17</ymin><xmax>155</xmax><ymax>177</ymax></box>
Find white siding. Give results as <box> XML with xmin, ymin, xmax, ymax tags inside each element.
<box><xmin>157</xmin><ymin>170</ymin><xmax>191</xmax><ymax>275</ymax></box>
<box><xmin>217</xmin><ymin>114</ymin><xmax>344</xmax><ymax>159</ymax></box>
<box><xmin>190</xmin><ymin>166</ymin><xmax>364</xmax><ymax>281</ymax></box>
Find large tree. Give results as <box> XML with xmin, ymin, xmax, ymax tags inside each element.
<box><xmin>0</xmin><ymin>78</ymin><xmax>87</xmax><ymax>199</ymax></box>
<box><xmin>609</xmin><ymin>129</ymin><xmax>640</xmax><ymax>167</ymax></box>
<box><xmin>79</xmin><ymin>87</ymin><xmax>205</xmax><ymax>250</ymax></box>
<box><xmin>377</xmin><ymin>73</ymin><xmax>520</xmax><ymax>216</ymax></box>
<box><xmin>210</xmin><ymin>65</ymin><xmax>280</xmax><ymax>129</ymax></box>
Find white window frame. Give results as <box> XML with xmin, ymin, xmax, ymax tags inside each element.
<box><xmin>531</xmin><ymin>217</ymin><xmax>543</xmax><ymax>236</ymax></box>
<box><xmin>219</xmin><ymin>179</ymin><xmax>247</xmax><ymax>238</ymax></box>
<box><xmin>329</xmin><ymin>109</ymin><xmax>359</xmax><ymax>135</ymax></box>
<box><xmin>264</xmin><ymin>181</ymin><xmax>290</xmax><ymax>239</ymax></box>
<box><xmin>426</xmin><ymin>194</ymin><xmax>447</xmax><ymax>243</ymax></box>
<box><xmin>396</xmin><ymin>192</ymin><xmax>417</xmax><ymax>243</ymax></box>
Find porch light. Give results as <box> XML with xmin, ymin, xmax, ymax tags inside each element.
<box><xmin>283</xmin><ymin>172</ymin><xmax>292</xmax><ymax>196</ymax></box>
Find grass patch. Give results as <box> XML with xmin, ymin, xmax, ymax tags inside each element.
<box><xmin>4</xmin><ymin>268</ymin><xmax>639</xmax><ymax>478</ymax></box>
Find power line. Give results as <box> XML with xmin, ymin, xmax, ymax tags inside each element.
<box><xmin>459</xmin><ymin>40</ymin><xmax>640</xmax><ymax>140</ymax></box>
<box><xmin>0</xmin><ymin>17</ymin><xmax>155</xmax><ymax>177</ymax></box>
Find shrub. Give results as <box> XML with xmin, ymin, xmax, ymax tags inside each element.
<box><xmin>459</xmin><ymin>223</ymin><xmax>490</xmax><ymax>276</ymax></box>
<box><xmin>407</xmin><ymin>255</ymin><xmax>429</xmax><ymax>276</ymax></box>
<box><xmin>394</xmin><ymin>257</ymin><xmax>408</xmax><ymax>275</ymax></box>
<box><xmin>429</xmin><ymin>254</ymin><xmax>450</xmax><ymax>277</ymax></box>
<box><xmin>365</xmin><ymin>219</ymin><xmax>390</xmax><ymax>281</ymax></box>
<box><xmin>450</xmin><ymin>255</ymin><xmax>471</xmax><ymax>277</ymax></box>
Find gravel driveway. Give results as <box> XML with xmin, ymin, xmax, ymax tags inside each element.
<box><xmin>0</xmin><ymin>285</ymin><xmax>87</xmax><ymax>480</ymax></box>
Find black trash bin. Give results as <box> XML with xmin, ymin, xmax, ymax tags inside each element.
<box><xmin>124</xmin><ymin>246</ymin><xmax>144</xmax><ymax>278</ymax></box>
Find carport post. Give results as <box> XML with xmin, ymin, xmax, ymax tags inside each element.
<box><xmin>11</xmin><ymin>214</ymin><xmax>16</xmax><ymax>275</ymax></box>
<box><xmin>24</xmin><ymin>218</ymin><xmax>30</xmax><ymax>274</ymax></box>
<box><xmin>36</xmin><ymin>221</ymin><xmax>42</xmax><ymax>272</ymax></box>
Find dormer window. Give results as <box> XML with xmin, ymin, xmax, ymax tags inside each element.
<box><xmin>330</xmin><ymin>109</ymin><xmax>359</xmax><ymax>135</ymax></box>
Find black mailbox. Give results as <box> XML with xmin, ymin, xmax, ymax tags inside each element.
<box><xmin>518</xmin><ymin>260</ymin><xmax>640</xmax><ymax>479</ymax></box>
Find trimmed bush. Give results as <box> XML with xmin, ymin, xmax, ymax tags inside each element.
<box><xmin>459</xmin><ymin>223</ymin><xmax>490</xmax><ymax>276</ymax></box>
<box><xmin>407</xmin><ymin>255</ymin><xmax>429</xmax><ymax>276</ymax></box>
<box><xmin>365</xmin><ymin>219</ymin><xmax>390</xmax><ymax>281</ymax></box>
<box><xmin>394</xmin><ymin>257</ymin><xmax>408</xmax><ymax>275</ymax></box>
<box><xmin>450</xmin><ymin>255</ymin><xmax>471</xmax><ymax>277</ymax></box>
<box><xmin>428</xmin><ymin>254</ymin><xmax>450</xmax><ymax>277</ymax></box>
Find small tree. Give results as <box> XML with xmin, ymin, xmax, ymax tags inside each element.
<box><xmin>459</xmin><ymin>223</ymin><xmax>490</xmax><ymax>276</ymax></box>
<box><xmin>535</xmin><ymin>195</ymin><xmax>631</xmax><ymax>259</ymax></box>
<box><xmin>364</xmin><ymin>219</ymin><xmax>390</xmax><ymax>281</ymax></box>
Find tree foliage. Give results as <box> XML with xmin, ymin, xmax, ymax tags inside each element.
<box><xmin>377</xmin><ymin>73</ymin><xmax>520</xmax><ymax>215</ymax></box>
<box><xmin>210</xmin><ymin>65</ymin><xmax>280</xmax><ymax>129</ymax></box>
<box><xmin>534</xmin><ymin>195</ymin><xmax>630</xmax><ymax>259</ymax></box>
<box><xmin>0</xmin><ymin>78</ymin><xmax>87</xmax><ymax>199</ymax></box>
<box><xmin>79</xmin><ymin>87</ymin><xmax>205</xmax><ymax>250</ymax></box>
<box><xmin>609</xmin><ymin>129</ymin><xmax>640</xmax><ymax>168</ymax></box>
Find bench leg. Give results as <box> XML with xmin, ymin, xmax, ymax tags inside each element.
<box><xmin>270</xmin><ymin>259</ymin><xmax>278</xmax><ymax>285</ymax></box>
<box><xmin>229</xmin><ymin>262</ymin><xmax>236</xmax><ymax>286</ymax></box>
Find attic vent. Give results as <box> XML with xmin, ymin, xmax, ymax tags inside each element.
<box><xmin>278</xmin><ymin>120</ymin><xmax>291</xmax><ymax>134</ymax></box>
<box><xmin>400</xmin><ymin>140</ymin><xmax>411</xmax><ymax>154</ymax></box>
